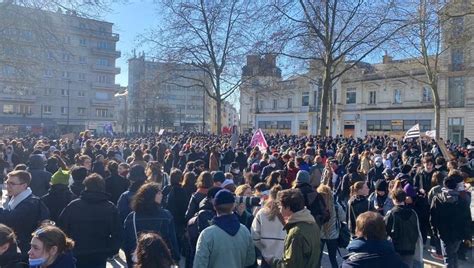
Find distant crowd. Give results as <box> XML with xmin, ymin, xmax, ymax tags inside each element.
<box><xmin>0</xmin><ymin>130</ymin><xmax>472</xmax><ymax>268</ymax></box>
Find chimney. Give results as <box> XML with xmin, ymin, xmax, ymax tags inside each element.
<box><xmin>264</xmin><ymin>54</ymin><xmax>276</xmax><ymax>66</ymax></box>
<box><xmin>246</xmin><ymin>55</ymin><xmax>259</xmax><ymax>65</ymax></box>
<box><xmin>383</xmin><ymin>51</ymin><xmax>393</xmax><ymax>64</ymax></box>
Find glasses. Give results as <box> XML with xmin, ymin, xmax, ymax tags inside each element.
<box><xmin>4</xmin><ymin>180</ymin><xmax>25</xmax><ymax>186</ymax></box>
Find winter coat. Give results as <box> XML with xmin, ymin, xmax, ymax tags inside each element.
<box><xmin>342</xmin><ymin>238</ymin><xmax>408</xmax><ymax>268</ymax></box>
<box><xmin>69</xmin><ymin>181</ymin><xmax>84</xmax><ymax>197</ymax></box>
<box><xmin>384</xmin><ymin>205</ymin><xmax>420</xmax><ymax>255</ymax></box>
<box><xmin>430</xmin><ymin>188</ymin><xmax>471</xmax><ymax>243</ymax></box>
<box><xmin>294</xmin><ymin>182</ymin><xmax>329</xmax><ymax>227</ymax></box>
<box><xmin>367</xmin><ymin>166</ymin><xmax>384</xmax><ymax>192</ymax></box>
<box><xmin>184</xmin><ymin>190</ymin><xmax>207</xmax><ymax>222</ymax></box>
<box><xmin>105</xmin><ymin>173</ymin><xmax>130</xmax><ymax>205</ymax></box>
<box><xmin>0</xmin><ymin>193</ymin><xmax>49</xmax><ymax>254</ymax></box>
<box><xmin>123</xmin><ymin>208</ymin><xmax>180</xmax><ymax>263</ymax></box>
<box><xmin>260</xmin><ymin>165</ymin><xmax>275</xmax><ymax>181</ymax></box>
<box><xmin>27</xmin><ymin>154</ymin><xmax>51</xmax><ymax>197</ymax></box>
<box><xmin>193</xmin><ymin>214</ymin><xmax>255</xmax><ymax>268</ymax></box>
<box><xmin>46</xmin><ymin>251</ymin><xmax>76</xmax><ymax>268</ymax></box>
<box><xmin>321</xmin><ymin>200</ymin><xmax>345</xmax><ymax>240</ymax></box>
<box><xmin>209</xmin><ymin>153</ymin><xmax>219</xmax><ymax>171</ymax></box>
<box><xmin>58</xmin><ymin>191</ymin><xmax>121</xmax><ymax>262</ymax></box>
<box><xmin>163</xmin><ymin>185</ymin><xmax>189</xmax><ymax>239</ymax></box>
<box><xmin>41</xmin><ymin>184</ymin><xmax>75</xmax><ymax>223</ymax></box>
<box><xmin>251</xmin><ymin>207</ymin><xmax>286</xmax><ymax>261</ymax></box>
<box><xmin>368</xmin><ymin>192</ymin><xmax>394</xmax><ymax>216</ymax></box>
<box><xmin>0</xmin><ymin>244</ymin><xmax>28</xmax><ymax>268</ymax></box>
<box><xmin>117</xmin><ymin>181</ymin><xmax>145</xmax><ymax>223</ymax></box>
<box><xmin>273</xmin><ymin>208</ymin><xmax>320</xmax><ymax>268</ymax></box>
<box><xmin>414</xmin><ymin>169</ymin><xmax>434</xmax><ymax>193</ymax></box>
<box><xmin>348</xmin><ymin>195</ymin><xmax>370</xmax><ymax>235</ymax></box>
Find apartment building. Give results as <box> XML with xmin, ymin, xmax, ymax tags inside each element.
<box><xmin>0</xmin><ymin>4</ymin><xmax>121</xmax><ymax>135</ymax></box>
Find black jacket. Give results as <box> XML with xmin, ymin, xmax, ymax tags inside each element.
<box><xmin>430</xmin><ymin>188</ymin><xmax>471</xmax><ymax>243</ymax></box>
<box><xmin>27</xmin><ymin>155</ymin><xmax>51</xmax><ymax>197</ymax></box>
<box><xmin>47</xmin><ymin>251</ymin><xmax>76</xmax><ymax>268</ymax></box>
<box><xmin>348</xmin><ymin>195</ymin><xmax>370</xmax><ymax>235</ymax></box>
<box><xmin>105</xmin><ymin>173</ymin><xmax>129</xmax><ymax>205</ymax></box>
<box><xmin>384</xmin><ymin>205</ymin><xmax>419</xmax><ymax>255</ymax></box>
<box><xmin>0</xmin><ymin>245</ymin><xmax>28</xmax><ymax>268</ymax></box>
<box><xmin>163</xmin><ymin>185</ymin><xmax>189</xmax><ymax>236</ymax></box>
<box><xmin>69</xmin><ymin>181</ymin><xmax>84</xmax><ymax>197</ymax></box>
<box><xmin>367</xmin><ymin>166</ymin><xmax>384</xmax><ymax>192</ymax></box>
<box><xmin>343</xmin><ymin>238</ymin><xmax>408</xmax><ymax>268</ymax></box>
<box><xmin>414</xmin><ymin>169</ymin><xmax>434</xmax><ymax>193</ymax></box>
<box><xmin>0</xmin><ymin>194</ymin><xmax>49</xmax><ymax>254</ymax></box>
<box><xmin>41</xmin><ymin>184</ymin><xmax>75</xmax><ymax>223</ymax></box>
<box><xmin>58</xmin><ymin>191</ymin><xmax>121</xmax><ymax>262</ymax></box>
<box><xmin>295</xmin><ymin>182</ymin><xmax>329</xmax><ymax>227</ymax></box>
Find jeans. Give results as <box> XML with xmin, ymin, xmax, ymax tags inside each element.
<box><xmin>319</xmin><ymin>239</ymin><xmax>338</xmax><ymax>268</ymax></box>
<box><xmin>440</xmin><ymin>239</ymin><xmax>462</xmax><ymax>268</ymax></box>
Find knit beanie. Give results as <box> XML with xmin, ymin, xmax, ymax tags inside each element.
<box><xmin>295</xmin><ymin>170</ymin><xmax>310</xmax><ymax>184</ymax></box>
<box><xmin>51</xmin><ymin>169</ymin><xmax>70</xmax><ymax>185</ymax></box>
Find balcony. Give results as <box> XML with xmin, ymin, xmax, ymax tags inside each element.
<box><xmin>72</xmin><ymin>26</ymin><xmax>120</xmax><ymax>41</ymax></box>
<box><xmin>92</xmin><ymin>64</ymin><xmax>121</xmax><ymax>74</ymax></box>
<box><xmin>92</xmin><ymin>82</ymin><xmax>120</xmax><ymax>91</ymax></box>
<box><xmin>0</xmin><ymin>93</ymin><xmax>36</xmax><ymax>102</ymax></box>
<box><xmin>90</xmin><ymin>99</ymin><xmax>115</xmax><ymax>107</ymax></box>
<box><xmin>91</xmin><ymin>48</ymin><xmax>121</xmax><ymax>58</ymax></box>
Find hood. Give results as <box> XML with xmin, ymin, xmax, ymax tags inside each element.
<box><xmin>352</xmin><ymin>195</ymin><xmax>368</xmax><ymax>204</ymax></box>
<box><xmin>50</xmin><ymin>184</ymin><xmax>71</xmax><ymax>193</ymax></box>
<box><xmin>347</xmin><ymin>238</ymin><xmax>395</xmax><ymax>255</ymax></box>
<box><xmin>212</xmin><ymin>213</ymin><xmax>240</xmax><ymax>236</ymax></box>
<box><xmin>28</xmin><ymin>154</ymin><xmax>45</xmax><ymax>169</ymax></box>
<box><xmin>80</xmin><ymin>190</ymin><xmax>110</xmax><ymax>203</ymax></box>
<box><xmin>440</xmin><ymin>188</ymin><xmax>460</xmax><ymax>203</ymax></box>
<box><xmin>286</xmin><ymin>208</ymin><xmax>315</xmax><ymax>226</ymax></box>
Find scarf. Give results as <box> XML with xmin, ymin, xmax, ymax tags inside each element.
<box><xmin>5</xmin><ymin>188</ymin><xmax>32</xmax><ymax>211</ymax></box>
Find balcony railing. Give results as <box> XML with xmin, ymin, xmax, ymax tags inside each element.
<box><xmin>91</xmin><ymin>82</ymin><xmax>120</xmax><ymax>91</ymax></box>
<box><xmin>91</xmin><ymin>48</ymin><xmax>121</xmax><ymax>58</ymax></box>
<box><xmin>91</xmin><ymin>64</ymin><xmax>121</xmax><ymax>74</ymax></box>
<box><xmin>0</xmin><ymin>93</ymin><xmax>36</xmax><ymax>102</ymax></box>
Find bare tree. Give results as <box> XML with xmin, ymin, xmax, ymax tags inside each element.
<box><xmin>267</xmin><ymin>0</ymin><xmax>406</xmax><ymax>136</ymax></box>
<box><xmin>141</xmin><ymin>0</ymin><xmax>259</xmax><ymax>134</ymax></box>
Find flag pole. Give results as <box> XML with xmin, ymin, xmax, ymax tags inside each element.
<box><xmin>418</xmin><ymin>124</ymin><xmax>423</xmax><ymax>154</ymax></box>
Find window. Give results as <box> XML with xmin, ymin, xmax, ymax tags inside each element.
<box><xmin>78</xmin><ymin>91</ymin><xmax>85</xmax><ymax>97</ymax></box>
<box><xmin>448</xmin><ymin>77</ymin><xmax>465</xmax><ymax>107</ymax></box>
<box><xmin>62</xmin><ymin>71</ymin><xmax>70</xmax><ymax>79</ymax></box>
<box><xmin>95</xmin><ymin>92</ymin><xmax>109</xmax><ymax>100</ymax></box>
<box><xmin>381</xmin><ymin>120</ymin><xmax>391</xmax><ymax>131</ymax></box>
<box><xmin>43</xmin><ymin>69</ymin><xmax>53</xmax><ymax>78</ymax></box>
<box><xmin>78</xmin><ymin>73</ymin><xmax>86</xmax><ymax>81</ymax></box>
<box><xmin>422</xmin><ymin>86</ymin><xmax>432</xmax><ymax>102</ymax></box>
<box><xmin>97</xmin><ymin>58</ymin><xmax>109</xmax><ymax>66</ymax></box>
<box><xmin>393</xmin><ymin>89</ymin><xmax>402</xmax><ymax>104</ymax></box>
<box><xmin>391</xmin><ymin>120</ymin><xmax>403</xmax><ymax>131</ymax></box>
<box><xmin>452</xmin><ymin>17</ymin><xmax>464</xmax><ymax>38</ymax></box>
<box><xmin>299</xmin><ymin>121</ymin><xmax>308</xmax><ymax>130</ymax></box>
<box><xmin>346</xmin><ymin>89</ymin><xmax>356</xmax><ymax>104</ymax></box>
<box><xmin>97</xmin><ymin>41</ymin><xmax>108</xmax><ymax>49</ymax></box>
<box><xmin>258</xmin><ymin>121</ymin><xmax>272</xmax><ymax>129</ymax></box>
<box><xmin>61</xmin><ymin>89</ymin><xmax>69</xmax><ymax>96</ymax></box>
<box><xmin>451</xmin><ymin>48</ymin><xmax>464</xmax><ymax>71</ymax></box>
<box><xmin>62</xmin><ymin>53</ymin><xmax>70</xmax><ymax>62</ymax></box>
<box><xmin>60</xmin><ymin>107</ymin><xmax>68</xmax><ymax>114</ymax></box>
<box><xmin>287</xmin><ymin>98</ymin><xmax>292</xmax><ymax>108</ymax></box>
<box><xmin>79</xmin><ymin>38</ymin><xmax>87</xmax><ymax>46</ymax></box>
<box><xmin>44</xmin><ymin>88</ymin><xmax>52</xmax><ymax>96</ymax></box>
<box><xmin>63</xmin><ymin>36</ymin><xmax>71</xmax><ymax>44</ymax></box>
<box><xmin>367</xmin><ymin>120</ymin><xmax>381</xmax><ymax>131</ymax></box>
<box><xmin>273</xmin><ymin>99</ymin><xmax>277</xmax><ymax>110</ymax></box>
<box><xmin>448</xmin><ymin>117</ymin><xmax>464</xmax><ymax>145</ymax></box>
<box><xmin>369</xmin><ymin>91</ymin><xmax>376</xmax><ymax>104</ymax></box>
<box><xmin>43</xmin><ymin>105</ymin><xmax>52</xmax><ymax>114</ymax></box>
<box><xmin>79</xmin><ymin>23</ymin><xmax>86</xmax><ymax>29</ymax></box>
<box><xmin>97</xmin><ymin>75</ymin><xmax>107</xmax><ymax>83</ymax></box>
<box><xmin>96</xmin><ymin>108</ymin><xmax>108</xmax><ymax>117</ymax></box>
<box><xmin>259</xmin><ymin>100</ymin><xmax>263</xmax><ymax>110</ymax></box>
<box><xmin>3</xmin><ymin>104</ymin><xmax>14</xmax><ymax>114</ymax></box>
<box><xmin>302</xmin><ymin>92</ymin><xmax>309</xmax><ymax>106</ymax></box>
<box><xmin>277</xmin><ymin>121</ymin><xmax>291</xmax><ymax>129</ymax></box>
<box><xmin>79</xmin><ymin>56</ymin><xmax>86</xmax><ymax>64</ymax></box>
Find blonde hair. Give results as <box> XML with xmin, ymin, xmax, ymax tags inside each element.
<box><xmin>317</xmin><ymin>184</ymin><xmax>334</xmax><ymax>234</ymax></box>
<box><xmin>350</xmin><ymin>181</ymin><xmax>366</xmax><ymax>198</ymax></box>
<box><xmin>235</xmin><ymin>184</ymin><xmax>252</xmax><ymax>197</ymax></box>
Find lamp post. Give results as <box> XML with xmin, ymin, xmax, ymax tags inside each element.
<box><xmin>67</xmin><ymin>79</ymin><xmax>71</xmax><ymax>133</ymax></box>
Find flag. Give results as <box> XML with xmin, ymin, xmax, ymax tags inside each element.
<box><xmin>250</xmin><ymin>129</ymin><xmax>268</xmax><ymax>153</ymax></box>
<box><xmin>425</xmin><ymin>130</ymin><xmax>436</xmax><ymax>139</ymax></box>
<box><xmin>404</xmin><ymin>124</ymin><xmax>420</xmax><ymax>141</ymax></box>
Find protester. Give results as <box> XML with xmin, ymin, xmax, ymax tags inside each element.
<box><xmin>274</xmin><ymin>188</ymin><xmax>320</xmax><ymax>267</ymax></box>
<box><xmin>58</xmin><ymin>173</ymin><xmax>121</xmax><ymax>268</ymax></box>
<box><xmin>27</xmin><ymin>154</ymin><xmax>51</xmax><ymax>197</ymax></box>
<box><xmin>0</xmin><ymin>170</ymin><xmax>49</xmax><ymax>254</ymax></box>
<box><xmin>69</xmin><ymin>166</ymin><xmax>87</xmax><ymax>197</ymax></box>
<box><xmin>368</xmin><ymin>179</ymin><xmax>393</xmax><ymax>216</ymax></box>
<box><xmin>104</xmin><ymin>160</ymin><xmax>129</xmax><ymax>205</ymax></box>
<box><xmin>133</xmin><ymin>232</ymin><xmax>175</xmax><ymax>268</ymax></box>
<box><xmin>28</xmin><ymin>225</ymin><xmax>75</xmax><ymax>268</ymax></box>
<box><xmin>41</xmin><ymin>169</ymin><xmax>75</xmax><ymax>223</ymax></box>
<box><xmin>193</xmin><ymin>189</ymin><xmax>255</xmax><ymax>268</ymax></box>
<box><xmin>342</xmin><ymin>211</ymin><xmax>408</xmax><ymax>268</ymax></box>
<box><xmin>347</xmin><ymin>181</ymin><xmax>370</xmax><ymax>235</ymax></box>
<box><xmin>293</xmin><ymin>170</ymin><xmax>329</xmax><ymax>227</ymax></box>
<box><xmin>123</xmin><ymin>182</ymin><xmax>179</xmax><ymax>267</ymax></box>
<box><xmin>0</xmin><ymin>224</ymin><xmax>27</xmax><ymax>267</ymax></box>
<box><xmin>117</xmin><ymin>164</ymin><xmax>147</xmax><ymax>223</ymax></box>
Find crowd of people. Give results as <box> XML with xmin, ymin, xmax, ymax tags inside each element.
<box><xmin>0</xmin><ymin>130</ymin><xmax>472</xmax><ymax>268</ymax></box>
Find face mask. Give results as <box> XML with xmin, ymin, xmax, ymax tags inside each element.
<box><xmin>29</xmin><ymin>257</ymin><xmax>47</xmax><ymax>267</ymax></box>
<box><xmin>270</xmin><ymin>163</ymin><xmax>276</xmax><ymax>168</ymax></box>
<box><xmin>375</xmin><ymin>162</ymin><xmax>382</xmax><ymax>167</ymax></box>
<box><xmin>232</xmin><ymin>169</ymin><xmax>240</xmax><ymax>174</ymax></box>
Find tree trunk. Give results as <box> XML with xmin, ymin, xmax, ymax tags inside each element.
<box><xmin>432</xmin><ymin>83</ymin><xmax>441</xmax><ymax>140</ymax></box>
<box><xmin>318</xmin><ymin>68</ymin><xmax>332</xmax><ymax>136</ymax></box>
<box><xmin>328</xmin><ymin>87</ymin><xmax>333</xmax><ymax>137</ymax></box>
<box><xmin>216</xmin><ymin>99</ymin><xmax>222</xmax><ymax>135</ymax></box>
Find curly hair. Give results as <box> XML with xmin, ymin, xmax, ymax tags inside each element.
<box><xmin>132</xmin><ymin>183</ymin><xmax>161</xmax><ymax>214</ymax></box>
<box><xmin>134</xmin><ymin>232</ymin><xmax>174</xmax><ymax>268</ymax></box>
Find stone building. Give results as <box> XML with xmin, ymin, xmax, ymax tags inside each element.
<box><xmin>0</xmin><ymin>4</ymin><xmax>121</xmax><ymax>135</ymax></box>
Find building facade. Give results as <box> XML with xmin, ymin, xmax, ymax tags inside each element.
<box><xmin>0</xmin><ymin>4</ymin><xmax>120</xmax><ymax>136</ymax></box>
<box><xmin>240</xmin><ymin>3</ymin><xmax>473</xmax><ymax>144</ymax></box>
<box><xmin>128</xmin><ymin>54</ymin><xmax>212</xmax><ymax>133</ymax></box>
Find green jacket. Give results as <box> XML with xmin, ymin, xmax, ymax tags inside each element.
<box><xmin>274</xmin><ymin>208</ymin><xmax>321</xmax><ymax>268</ymax></box>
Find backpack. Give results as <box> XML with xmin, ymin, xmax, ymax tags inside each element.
<box><xmin>389</xmin><ymin>208</ymin><xmax>418</xmax><ymax>253</ymax></box>
<box><xmin>309</xmin><ymin>165</ymin><xmax>324</xmax><ymax>188</ymax></box>
<box><xmin>186</xmin><ymin>209</ymin><xmax>215</xmax><ymax>248</ymax></box>
<box><xmin>305</xmin><ymin>191</ymin><xmax>330</xmax><ymax>226</ymax></box>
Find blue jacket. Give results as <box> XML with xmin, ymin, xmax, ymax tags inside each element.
<box><xmin>342</xmin><ymin>238</ymin><xmax>408</xmax><ymax>268</ymax></box>
<box><xmin>123</xmin><ymin>208</ymin><xmax>180</xmax><ymax>262</ymax></box>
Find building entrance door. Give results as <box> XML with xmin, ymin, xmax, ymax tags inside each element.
<box><xmin>344</xmin><ymin>125</ymin><xmax>355</xmax><ymax>138</ymax></box>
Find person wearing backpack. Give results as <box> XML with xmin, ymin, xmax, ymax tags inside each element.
<box><xmin>293</xmin><ymin>170</ymin><xmax>330</xmax><ymax>227</ymax></box>
<box><xmin>430</xmin><ymin>173</ymin><xmax>471</xmax><ymax>268</ymax></box>
<box><xmin>309</xmin><ymin>156</ymin><xmax>325</xmax><ymax>189</ymax></box>
<box><xmin>384</xmin><ymin>188</ymin><xmax>422</xmax><ymax>268</ymax></box>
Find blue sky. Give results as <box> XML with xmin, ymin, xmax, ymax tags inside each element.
<box><xmin>104</xmin><ymin>0</ymin><xmax>159</xmax><ymax>87</ymax></box>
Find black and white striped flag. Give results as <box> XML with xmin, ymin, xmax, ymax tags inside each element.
<box><xmin>404</xmin><ymin>124</ymin><xmax>420</xmax><ymax>141</ymax></box>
